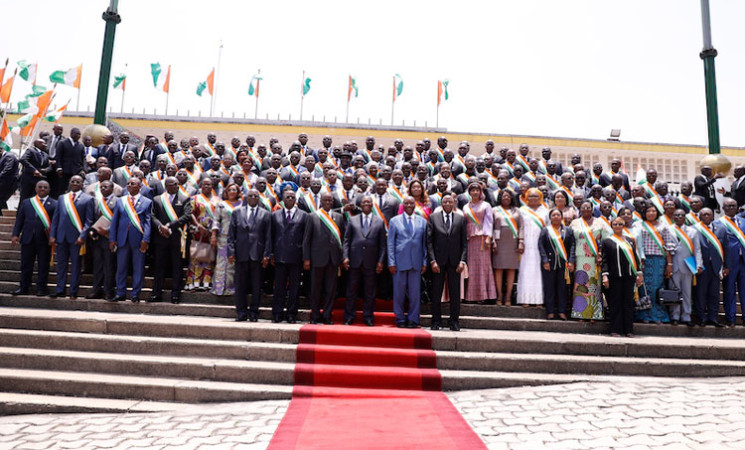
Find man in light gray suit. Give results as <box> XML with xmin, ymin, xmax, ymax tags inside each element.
<box><xmin>670</xmin><ymin>208</ymin><xmax>703</xmax><ymax>326</ymax></box>
<box><xmin>342</xmin><ymin>195</ymin><xmax>387</xmax><ymax>326</ymax></box>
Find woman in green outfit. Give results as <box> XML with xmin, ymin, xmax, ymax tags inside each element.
<box><xmin>569</xmin><ymin>201</ymin><xmax>611</xmax><ymax>321</ymax></box>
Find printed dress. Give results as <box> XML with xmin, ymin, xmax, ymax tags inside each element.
<box><xmin>570</xmin><ymin>217</ymin><xmax>610</xmax><ymax>320</ymax></box>
<box><xmin>464</xmin><ymin>201</ymin><xmax>495</xmax><ymax>301</ymax></box>
<box><xmin>186</xmin><ymin>194</ymin><xmax>218</xmax><ymax>291</ymax></box>
<box><xmin>210</xmin><ymin>200</ymin><xmax>241</xmax><ymax>296</ymax></box>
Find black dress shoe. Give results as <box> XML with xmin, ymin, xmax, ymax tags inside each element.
<box><xmin>395</xmin><ymin>322</ymin><xmax>406</xmax><ymax>328</ymax></box>
<box><xmin>69</xmin><ymin>294</ymin><xmax>78</xmax><ymax>300</ymax></box>
<box><xmin>449</xmin><ymin>322</ymin><xmax>461</xmax><ymax>332</ymax></box>
<box><xmin>171</xmin><ymin>293</ymin><xmax>181</xmax><ymax>304</ymax></box>
<box><xmin>85</xmin><ymin>292</ymin><xmax>103</xmax><ymax>299</ymax></box>
<box><xmin>309</xmin><ymin>320</ymin><xmax>319</xmax><ymax>325</ymax></box>
<box><xmin>287</xmin><ymin>316</ymin><xmax>297</xmax><ymax>324</ymax></box>
<box><xmin>130</xmin><ymin>296</ymin><xmax>140</xmax><ymax>303</ymax></box>
<box><xmin>147</xmin><ymin>295</ymin><xmax>162</xmax><ymax>303</ymax></box>
<box><xmin>430</xmin><ymin>322</ymin><xmax>441</xmax><ymax>331</ymax></box>
<box><xmin>109</xmin><ymin>296</ymin><xmax>125</xmax><ymax>302</ymax></box>
<box><xmin>48</xmin><ymin>292</ymin><xmax>64</xmax><ymax>298</ymax></box>
<box><xmin>364</xmin><ymin>319</ymin><xmax>374</xmax><ymax>327</ymax></box>
<box><xmin>235</xmin><ymin>316</ymin><xmax>248</xmax><ymax>322</ymax></box>
<box><xmin>407</xmin><ymin>322</ymin><xmax>420</xmax><ymax>329</ymax></box>
<box><xmin>344</xmin><ymin>319</ymin><xmax>354</xmax><ymax>326</ymax></box>
<box><xmin>709</xmin><ymin>321</ymin><xmax>725</xmax><ymax>328</ymax></box>
<box><xmin>272</xmin><ymin>316</ymin><xmax>282</xmax><ymax>324</ymax></box>
<box><xmin>249</xmin><ymin>316</ymin><xmax>258</xmax><ymax>323</ymax></box>
<box><xmin>37</xmin><ymin>289</ymin><xmax>48</xmax><ymax>297</ymax></box>
<box><xmin>11</xmin><ymin>289</ymin><xmax>28</xmax><ymax>296</ymax></box>
<box><xmin>323</xmin><ymin>319</ymin><xmax>334</xmax><ymax>325</ymax></box>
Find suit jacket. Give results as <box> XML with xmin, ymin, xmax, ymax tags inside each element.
<box><xmin>44</xmin><ymin>134</ymin><xmax>66</xmax><ymax>158</ymax></box>
<box><xmin>83</xmin><ymin>182</ymin><xmax>123</xmax><ymax>198</ymax></box>
<box><xmin>13</xmin><ymin>196</ymin><xmax>57</xmax><ymax>245</ymax></box>
<box><xmin>728</xmin><ymin>176</ymin><xmax>745</xmax><ymax>208</ymax></box>
<box><xmin>50</xmin><ymin>192</ymin><xmax>94</xmax><ymax>244</ymax></box>
<box><xmin>140</xmin><ymin>146</ymin><xmax>164</xmax><ymax>168</ymax></box>
<box><xmin>109</xmin><ymin>195</ymin><xmax>152</xmax><ymax>246</ymax></box>
<box><xmin>387</xmin><ymin>213</ymin><xmax>427</xmax><ymax>271</ymax></box>
<box><xmin>20</xmin><ymin>146</ymin><xmax>51</xmax><ymax>187</ymax></box>
<box><xmin>0</xmin><ymin>151</ymin><xmax>18</xmax><ymax>192</ymax></box>
<box><xmin>718</xmin><ymin>215</ymin><xmax>745</xmax><ymax>269</ymax></box>
<box><xmin>228</xmin><ymin>205</ymin><xmax>272</xmax><ymax>262</ymax></box>
<box><xmin>671</xmin><ymin>224</ymin><xmax>703</xmax><ymax>275</ymax></box>
<box><xmin>343</xmin><ymin>214</ymin><xmax>386</xmax><ymax>270</ymax></box>
<box><xmin>302</xmin><ymin>209</ymin><xmax>345</xmax><ymax>267</ymax></box>
<box><xmin>538</xmin><ymin>225</ymin><xmax>577</xmax><ymax>269</ymax></box>
<box><xmin>694</xmin><ymin>174</ymin><xmax>719</xmax><ymax>211</ymax></box>
<box><xmin>112</xmin><ymin>166</ymin><xmax>136</xmax><ymax>189</ymax></box>
<box><xmin>56</xmin><ymin>138</ymin><xmax>86</xmax><ymax>176</ymax></box>
<box><xmin>427</xmin><ymin>210</ymin><xmax>467</xmax><ymax>267</ymax></box>
<box><xmin>151</xmin><ymin>191</ymin><xmax>193</xmax><ymax>245</ymax></box>
<box><xmin>271</xmin><ymin>208</ymin><xmax>308</xmax><ymax>265</ymax></box>
<box><xmin>363</xmin><ymin>192</ymin><xmax>400</xmax><ymax>225</ymax></box>
<box><xmin>106</xmin><ymin>142</ymin><xmax>138</xmax><ymax>169</ymax></box>
<box><xmin>698</xmin><ymin>222</ymin><xmax>727</xmax><ymax>274</ymax></box>
<box><xmin>601</xmin><ymin>235</ymin><xmax>641</xmax><ymax>278</ymax></box>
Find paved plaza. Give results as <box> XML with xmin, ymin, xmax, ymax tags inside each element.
<box><xmin>3</xmin><ymin>377</ymin><xmax>745</xmax><ymax>449</ymax></box>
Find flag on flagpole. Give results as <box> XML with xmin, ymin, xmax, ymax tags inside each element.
<box><xmin>0</xmin><ymin>59</ymin><xmax>8</xmax><ymax>86</ymax></box>
<box><xmin>347</xmin><ymin>75</ymin><xmax>358</xmax><ymax>102</ymax></box>
<box><xmin>151</xmin><ymin>63</ymin><xmax>170</xmax><ymax>92</ymax></box>
<box><xmin>15</xmin><ymin>113</ymin><xmax>34</xmax><ymax>129</ymax></box>
<box><xmin>43</xmin><ymin>100</ymin><xmax>70</xmax><ymax>123</ymax></box>
<box><xmin>0</xmin><ymin>74</ymin><xmax>14</xmax><ymax>103</ymax></box>
<box><xmin>17</xmin><ymin>61</ymin><xmax>38</xmax><ymax>84</ymax></box>
<box><xmin>0</xmin><ymin>117</ymin><xmax>12</xmax><ymax>152</ymax></box>
<box><xmin>197</xmin><ymin>68</ymin><xmax>215</xmax><ymax>96</ymax></box>
<box><xmin>49</xmin><ymin>65</ymin><xmax>82</xmax><ymax>88</ymax></box>
<box><xmin>392</xmin><ymin>73</ymin><xmax>403</xmax><ymax>102</ymax></box>
<box><xmin>248</xmin><ymin>74</ymin><xmax>262</xmax><ymax>96</ymax></box>
<box><xmin>437</xmin><ymin>79</ymin><xmax>449</xmax><ymax>106</ymax></box>
<box><xmin>151</xmin><ymin>63</ymin><xmax>162</xmax><ymax>87</ymax></box>
<box><xmin>113</xmin><ymin>74</ymin><xmax>126</xmax><ymax>90</ymax></box>
<box><xmin>162</xmin><ymin>65</ymin><xmax>171</xmax><ymax>93</ymax></box>
<box><xmin>302</xmin><ymin>77</ymin><xmax>311</xmax><ymax>96</ymax></box>
<box><xmin>635</xmin><ymin>165</ymin><xmax>646</xmax><ymax>184</ymax></box>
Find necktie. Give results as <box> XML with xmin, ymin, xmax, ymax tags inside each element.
<box><xmin>406</xmin><ymin>216</ymin><xmax>413</xmax><ymax>234</ymax></box>
<box><xmin>286</xmin><ymin>211</ymin><xmax>292</xmax><ymax>223</ymax></box>
<box><xmin>249</xmin><ymin>207</ymin><xmax>256</xmax><ymax>224</ymax></box>
<box><xmin>445</xmin><ymin>213</ymin><xmax>451</xmax><ymax>232</ymax></box>
<box><xmin>363</xmin><ymin>216</ymin><xmax>369</xmax><ymax>234</ymax></box>
<box><xmin>379</xmin><ymin>195</ymin><xmax>383</xmax><ymax>208</ymax></box>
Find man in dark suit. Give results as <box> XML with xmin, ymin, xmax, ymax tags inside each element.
<box><xmin>726</xmin><ymin>166</ymin><xmax>745</xmax><ymax>209</ymax></box>
<box><xmin>271</xmin><ymin>189</ymin><xmax>307</xmax><ymax>323</ymax></box>
<box><xmin>109</xmin><ymin>177</ymin><xmax>152</xmax><ymax>303</ymax></box>
<box><xmin>303</xmin><ymin>192</ymin><xmax>345</xmax><ymax>324</ymax></box>
<box><xmin>55</xmin><ymin>128</ymin><xmax>86</xmax><ymax>199</ymax></box>
<box><xmin>44</xmin><ymin>124</ymin><xmax>65</xmax><ymax>197</ymax></box>
<box><xmin>150</xmin><ymin>177</ymin><xmax>192</xmax><ymax>304</ymax></box>
<box><xmin>695</xmin><ymin>208</ymin><xmax>727</xmax><ymax>327</ymax></box>
<box><xmin>694</xmin><ymin>166</ymin><xmax>723</xmax><ymax>213</ymax></box>
<box><xmin>20</xmin><ymin>139</ymin><xmax>53</xmax><ymax>202</ymax></box>
<box><xmin>427</xmin><ymin>194</ymin><xmax>468</xmax><ymax>331</ymax></box>
<box><xmin>719</xmin><ymin>199</ymin><xmax>745</xmax><ymax>327</ymax></box>
<box><xmin>229</xmin><ymin>189</ymin><xmax>271</xmax><ymax>322</ymax></box>
<box><xmin>0</xmin><ymin>150</ymin><xmax>18</xmax><ymax>213</ymax></box>
<box><xmin>85</xmin><ymin>180</ymin><xmax>118</xmax><ymax>300</ymax></box>
<box><xmin>11</xmin><ymin>180</ymin><xmax>56</xmax><ymax>296</ymax></box>
<box><xmin>342</xmin><ymin>195</ymin><xmax>386</xmax><ymax>326</ymax></box>
<box><xmin>49</xmin><ymin>175</ymin><xmax>94</xmax><ymax>298</ymax></box>
<box><xmin>106</xmin><ymin>132</ymin><xmax>137</xmax><ymax>170</ymax></box>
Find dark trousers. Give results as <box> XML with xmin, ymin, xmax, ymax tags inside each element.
<box><xmin>90</xmin><ymin>237</ymin><xmax>115</xmax><ymax>296</ymax></box>
<box><xmin>115</xmin><ymin>240</ymin><xmax>146</xmax><ymax>297</ymax></box>
<box><xmin>153</xmin><ymin>240</ymin><xmax>184</xmax><ymax>298</ymax></box>
<box><xmin>541</xmin><ymin>265</ymin><xmax>569</xmax><ymax>315</ymax></box>
<box><xmin>20</xmin><ymin>241</ymin><xmax>51</xmax><ymax>293</ymax></box>
<box><xmin>378</xmin><ymin>269</ymin><xmax>393</xmax><ymax>300</ymax></box>
<box><xmin>723</xmin><ymin>262</ymin><xmax>745</xmax><ymax>324</ymax></box>
<box><xmin>55</xmin><ymin>241</ymin><xmax>82</xmax><ymax>295</ymax></box>
<box><xmin>606</xmin><ymin>276</ymin><xmax>636</xmax><ymax>335</ymax></box>
<box><xmin>20</xmin><ymin>182</ymin><xmax>37</xmax><ymax>204</ymax></box>
<box><xmin>430</xmin><ymin>263</ymin><xmax>460</xmax><ymax>324</ymax></box>
<box><xmin>310</xmin><ymin>264</ymin><xmax>338</xmax><ymax>322</ymax></box>
<box><xmin>696</xmin><ymin>268</ymin><xmax>721</xmax><ymax>323</ymax></box>
<box><xmin>273</xmin><ymin>262</ymin><xmax>301</xmax><ymax>319</ymax></box>
<box><xmin>345</xmin><ymin>267</ymin><xmax>377</xmax><ymax>321</ymax></box>
<box><xmin>234</xmin><ymin>260</ymin><xmax>263</xmax><ymax>319</ymax></box>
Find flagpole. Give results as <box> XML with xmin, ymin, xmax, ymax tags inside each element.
<box><xmin>165</xmin><ymin>89</ymin><xmax>169</xmax><ymax>116</ymax></box>
<box><xmin>2</xmin><ymin>68</ymin><xmax>17</xmax><ymax>109</ymax></box>
<box><xmin>120</xmin><ymin>63</ymin><xmax>127</xmax><ymax>114</ymax></box>
<box><xmin>391</xmin><ymin>75</ymin><xmax>395</xmax><ymax>126</ymax></box>
<box><xmin>254</xmin><ymin>68</ymin><xmax>260</xmax><ymax>119</ymax></box>
<box><xmin>76</xmin><ymin>65</ymin><xmax>82</xmax><ymax>111</ymax></box>
<box><xmin>300</xmin><ymin>70</ymin><xmax>305</xmax><ymax>121</ymax></box>
<box><xmin>213</xmin><ymin>40</ymin><xmax>223</xmax><ymax>117</ymax></box>
<box><xmin>0</xmin><ymin>58</ymin><xmax>8</xmax><ymax>92</ymax></box>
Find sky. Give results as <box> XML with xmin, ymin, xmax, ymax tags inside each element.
<box><xmin>2</xmin><ymin>0</ymin><xmax>745</xmax><ymax>147</ymax></box>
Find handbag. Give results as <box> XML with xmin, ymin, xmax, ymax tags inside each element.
<box><xmin>658</xmin><ymin>278</ymin><xmax>683</xmax><ymax>305</ymax></box>
<box><xmin>635</xmin><ymin>283</ymin><xmax>652</xmax><ymax>311</ymax></box>
<box><xmin>189</xmin><ymin>240</ymin><xmax>215</xmax><ymax>263</ymax></box>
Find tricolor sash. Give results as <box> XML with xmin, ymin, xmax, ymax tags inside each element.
<box><xmin>61</xmin><ymin>193</ymin><xmax>83</xmax><ymax>233</ymax></box>
<box><xmin>673</xmin><ymin>225</ymin><xmax>694</xmax><ymax>255</ymax></box>
<box><xmin>545</xmin><ymin>174</ymin><xmax>560</xmax><ymax>190</ymax></box>
<box><xmin>502</xmin><ymin>161</ymin><xmax>515</xmax><ymax>176</ymax></box>
<box><xmin>548</xmin><ymin>225</ymin><xmax>568</xmax><ymax>261</ymax></box>
<box><xmin>661</xmin><ymin>215</ymin><xmax>673</xmax><ymax>226</ymax></box>
<box><xmin>679</xmin><ymin>195</ymin><xmax>691</xmax><ymax>211</ymax></box>
<box><xmin>686</xmin><ymin>212</ymin><xmax>702</xmax><ymax>227</ymax></box>
<box><xmin>96</xmin><ymin>195</ymin><xmax>113</xmax><ymax>221</ymax></box>
<box><xmin>388</xmin><ymin>186</ymin><xmax>405</xmax><ymax>203</ymax></box>
<box><xmin>222</xmin><ymin>200</ymin><xmax>240</xmax><ymax>216</ymax></box>
<box><xmin>523</xmin><ymin>171</ymin><xmax>537</xmax><ymax>184</ymax></box>
<box><xmin>581</xmin><ymin>219</ymin><xmax>598</xmax><ymax>256</ymax></box>
<box><xmin>414</xmin><ymin>202</ymin><xmax>430</xmax><ymax>220</ymax></box>
<box><xmin>516</xmin><ymin>154</ymin><xmax>530</xmax><ymax>171</ymax></box>
<box><xmin>196</xmin><ymin>194</ymin><xmax>215</xmax><ymax>219</ymax></box>
<box><xmin>464</xmin><ymin>204</ymin><xmax>482</xmax><ymax>228</ymax></box>
<box><xmin>204</xmin><ymin>142</ymin><xmax>215</xmax><ymax>156</ymax></box>
<box><xmin>305</xmin><ymin>192</ymin><xmax>318</xmax><ymax>212</ymax></box>
<box><xmin>591</xmin><ymin>173</ymin><xmax>600</xmax><ymax>186</ymax></box>
<box><xmin>184</xmin><ymin>168</ymin><xmax>201</xmax><ymax>186</ymax></box>
<box><xmin>641</xmin><ymin>220</ymin><xmax>666</xmax><ymax>254</ymax></box>
<box><xmin>160</xmin><ymin>195</ymin><xmax>179</xmax><ymax>222</ymax></box>
<box><xmin>496</xmin><ymin>206</ymin><xmax>519</xmax><ymax>239</ymax></box>
<box><xmin>121</xmin><ymin>166</ymin><xmax>132</xmax><ymax>183</ymax></box>
<box><xmin>521</xmin><ymin>206</ymin><xmax>545</xmax><ymax>229</ymax></box>
<box><xmin>371</xmin><ymin>201</ymin><xmax>388</xmax><ymax>230</ymax></box>
<box><xmin>696</xmin><ymin>223</ymin><xmax>724</xmax><ymax>261</ymax></box>
<box><xmin>317</xmin><ymin>209</ymin><xmax>342</xmax><ymax>246</ymax></box>
<box><xmin>610</xmin><ymin>235</ymin><xmax>638</xmax><ymax>275</ymax></box>
<box><xmin>121</xmin><ymin>196</ymin><xmax>144</xmax><ymax>235</ymax></box>
<box><xmin>559</xmin><ymin>186</ymin><xmax>574</xmax><ymax>203</ymax></box>
<box><xmin>258</xmin><ymin>191</ymin><xmax>273</xmax><ymax>211</ymax></box>
<box><xmin>720</xmin><ymin>216</ymin><xmax>745</xmax><ymax>249</ymax></box>
<box><xmin>590</xmin><ymin>197</ymin><xmax>601</xmax><ymax>208</ymax></box>
<box><xmin>31</xmin><ymin>196</ymin><xmax>51</xmax><ymax>230</ymax></box>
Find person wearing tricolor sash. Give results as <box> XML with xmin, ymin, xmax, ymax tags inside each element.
<box><xmin>109</xmin><ymin>177</ymin><xmax>151</xmax><ymax>303</ymax></box>
<box><xmin>112</xmin><ymin>151</ymin><xmax>137</xmax><ymax>189</ymax></box>
<box><xmin>634</xmin><ymin>204</ymin><xmax>675</xmax><ymax>324</ymax></box>
<box><xmin>150</xmin><ymin>177</ymin><xmax>193</xmax><ymax>304</ymax></box>
<box><xmin>718</xmin><ymin>199</ymin><xmax>745</xmax><ymax>327</ymax></box>
<box><xmin>569</xmin><ymin>201</ymin><xmax>610</xmax><ymax>321</ymax></box>
<box><xmin>539</xmin><ymin>208</ymin><xmax>576</xmax><ymax>320</ymax></box>
<box><xmin>49</xmin><ymin>176</ymin><xmax>94</xmax><ymax>299</ymax></box>
<box><xmin>601</xmin><ymin>216</ymin><xmax>644</xmax><ymax>337</ymax></box>
<box><xmin>678</xmin><ymin>181</ymin><xmax>694</xmax><ymax>213</ymax></box>
<box><xmin>461</xmin><ymin>183</ymin><xmax>495</xmax><ymax>305</ymax></box>
<box><xmin>516</xmin><ymin>188</ymin><xmax>548</xmax><ymax>306</ymax></box>
<box><xmin>86</xmin><ymin>180</ymin><xmax>117</xmax><ymax>301</ymax></box>
<box><xmin>11</xmin><ymin>180</ymin><xmax>57</xmax><ymax>297</ymax></box>
<box><xmin>491</xmin><ymin>189</ymin><xmax>521</xmax><ymax>306</ymax></box>
<box><xmin>186</xmin><ymin>178</ymin><xmax>218</xmax><ymax>292</ymax></box>
<box><xmin>303</xmin><ymin>192</ymin><xmax>345</xmax><ymax>324</ymax></box>
<box><xmin>695</xmin><ymin>208</ymin><xmax>728</xmax><ymax>327</ymax></box>
<box><xmin>670</xmin><ymin>209</ymin><xmax>702</xmax><ymax>326</ymax></box>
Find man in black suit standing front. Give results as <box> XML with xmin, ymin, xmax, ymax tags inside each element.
<box><xmin>342</xmin><ymin>194</ymin><xmax>387</xmax><ymax>326</ymax></box>
<box><xmin>270</xmin><ymin>189</ymin><xmax>307</xmax><ymax>323</ymax></box>
<box><xmin>727</xmin><ymin>165</ymin><xmax>745</xmax><ymax>209</ymax></box>
<box><xmin>11</xmin><ymin>180</ymin><xmax>56</xmax><ymax>296</ymax></box>
<box><xmin>427</xmin><ymin>194</ymin><xmax>468</xmax><ymax>331</ymax></box>
<box><xmin>20</xmin><ymin>139</ymin><xmax>53</xmax><ymax>202</ymax></box>
<box><xmin>229</xmin><ymin>188</ymin><xmax>272</xmax><ymax>322</ymax></box>
<box><xmin>150</xmin><ymin>177</ymin><xmax>193</xmax><ymax>304</ymax></box>
<box><xmin>0</xmin><ymin>149</ymin><xmax>18</xmax><ymax>214</ymax></box>
<box><xmin>55</xmin><ymin>127</ymin><xmax>86</xmax><ymax>199</ymax></box>
<box><xmin>303</xmin><ymin>192</ymin><xmax>345</xmax><ymax>324</ymax></box>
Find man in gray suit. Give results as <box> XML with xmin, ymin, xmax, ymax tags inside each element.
<box><xmin>229</xmin><ymin>189</ymin><xmax>272</xmax><ymax>322</ymax></box>
<box><xmin>303</xmin><ymin>192</ymin><xmax>345</xmax><ymax>324</ymax></box>
<box><xmin>670</xmin><ymin>208</ymin><xmax>703</xmax><ymax>326</ymax></box>
<box><xmin>342</xmin><ymin>195</ymin><xmax>387</xmax><ymax>326</ymax></box>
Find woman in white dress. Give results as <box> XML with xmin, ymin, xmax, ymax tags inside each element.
<box><xmin>517</xmin><ymin>188</ymin><xmax>548</xmax><ymax>306</ymax></box>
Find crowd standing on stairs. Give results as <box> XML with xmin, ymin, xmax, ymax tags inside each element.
<box><xmin>8</xmin><ymin>127</ymin><xmax>745</xmax><ymax>335</ymax></box>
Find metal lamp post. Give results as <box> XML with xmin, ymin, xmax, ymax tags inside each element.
<box><xmin>93</xmin><ymin>0</ymin><xmax>121</xmax><ymax>125</ymax></box>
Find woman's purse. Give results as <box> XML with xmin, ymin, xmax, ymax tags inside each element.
<box><xmin>189</xmin><ymin>241</ymin><xmax>215</xmax><ymax>263</ymax></box>
<box><xmin>635</xmin><ymin>282</ymin><xmax>653</xmax><ymax>311</ymax></box>
<box><xmin>658</xmin><ymin>278</ymin><xmax>683</xmax><ymax>305</ymax></box>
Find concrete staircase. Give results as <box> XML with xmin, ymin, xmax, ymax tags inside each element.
<box><xmin>1</xmin><ymin>210</ymin><xmax>745</xmax><ymax>415</ymax></box>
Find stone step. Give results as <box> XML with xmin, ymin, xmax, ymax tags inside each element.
<box><xmin>0</xmin><ymin>368</ymin><xmax>293</xmax><ymax>403</ymax></box>
<box><xmin>2</xmin><ymin>209</ymin><xmax>16</xmax><ymax>218</ymax></box>
<box><xmin>0</xmin><ymin>393</ymin><xmax>186</xmax><ymax>415</ymax></box>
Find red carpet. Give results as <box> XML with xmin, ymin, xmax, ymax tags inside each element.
<box><xmin>269</xmin><ymin>299</ymin><xmax>487</xmax><ymax>449</ymax></box>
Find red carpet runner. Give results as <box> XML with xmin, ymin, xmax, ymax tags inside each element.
<box><xmin>269</xmin><ymin>300</ymin><xmax>487</xmax><ymax>449</ymax></box>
